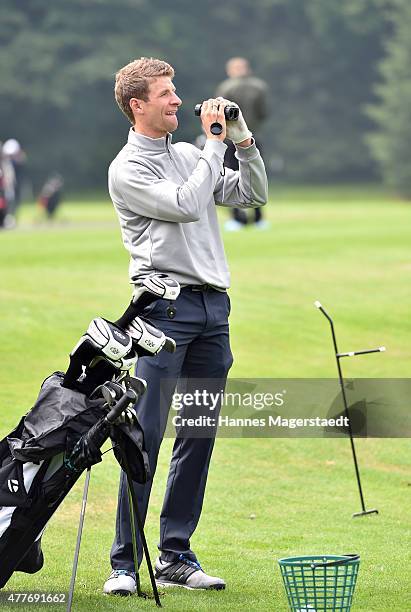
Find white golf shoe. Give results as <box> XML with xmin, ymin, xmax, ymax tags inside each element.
<box><xmin>103</xmin><ymin>569</ymin><xmax>136</xmax><ymax>596</ymax></box>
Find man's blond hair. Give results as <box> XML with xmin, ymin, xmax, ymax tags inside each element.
<box><xmin>114</xmin><ymin>57</ymin><xmax>175</xmax><ymax>123</ymax></box>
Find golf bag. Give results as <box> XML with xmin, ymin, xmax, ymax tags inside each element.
<box><xmin>0</xmin><ymin>273</ymin><xmax>180</xmax><ymax>590</ymax></box>
<box><xmin>0</xmin><ymin>372</ymin><xmax>149</xmax><ymax>587</ymax></box>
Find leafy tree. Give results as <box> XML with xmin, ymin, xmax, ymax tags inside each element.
<box><xmin>367</xmin><ymin>0</ymin><xmax>411</xmax><ymax>196</ymax></box>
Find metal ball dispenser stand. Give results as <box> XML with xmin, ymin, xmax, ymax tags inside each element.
<box><xmin>315</xmin><ymin>301</ymin><xmax>385</xmax><ymax>518</ymax></box>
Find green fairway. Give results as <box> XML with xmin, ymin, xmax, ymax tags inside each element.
<box><xmin>0</xmin><ymin>186</ymin><xmax>410</xmax><ymax>611</ymax></box>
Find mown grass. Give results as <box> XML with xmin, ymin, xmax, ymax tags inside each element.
<box><xmin>0</xmin><ymin>185</ymin><xmax>410</xmax><ymax>611</ymax></box>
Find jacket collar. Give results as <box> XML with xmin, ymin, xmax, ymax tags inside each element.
<box><xmin>127</xmin><ymin>128</ymin><xmax>172</xmax><ymax>153</ymax></box>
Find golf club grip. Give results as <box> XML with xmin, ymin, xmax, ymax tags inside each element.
<box><xmin>106</xmin><ymin>388</ymin><xmax>137</xmax><ymax>423</ymax></box>
<box><xmin>85</xmin><ymin>418</ymin><xmax>110</xmax><ymax>450</ymax></box>
<box><xmin>311</xmin><ymin>554</ymin><xmax>360</xmax><ymax>569</ymax></box>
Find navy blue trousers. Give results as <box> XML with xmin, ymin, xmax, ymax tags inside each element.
<box><xmin>110</xmin><ymin>287</ymin><xmax>233</xmax><ymax>569</ymax></box>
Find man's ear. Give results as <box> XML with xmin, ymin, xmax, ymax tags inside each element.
<box><xmin>130</xmin><ymin>97</ymin><xmax>145</xmax><ymax>116</ymax></box>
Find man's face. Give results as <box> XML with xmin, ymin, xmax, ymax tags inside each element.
<box><xmin>227</xmin><ymin>58</ymin><xmax>249</xmax><ymax>78</ymax></box>
<box><xmin>133</xmin><ymin>76</ymin><xmax>182</xmax><ymax>138</ymax></box>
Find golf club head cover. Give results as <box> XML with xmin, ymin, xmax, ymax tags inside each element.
<box><xmin>62</xmin><ymin>318</ymin><xmax>136</xmax><ymax>392</ymax></box>
<box><xmin>116</xmin><ymin>273</ymin><xmax>180</xmax><ymax>329</ymax></box>
<box><xmin>133</xmin><ymin>273</ymin><xmax>180</xmax><ymax>304</ymax></box>
<box><xmin>127</xmin><ymin>316</ymin><xmax>176</xmax><ymax>357</ymax></box>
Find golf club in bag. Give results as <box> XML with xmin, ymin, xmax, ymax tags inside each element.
<box><xmin>0</xmin><ymin>273</ymin><xmax>180</xmax><ymax>607</ymax></box>
<box><xmin>315</xmin><ymin>300</ymin><xmax>385</xmax><ymax>517</ymax></box>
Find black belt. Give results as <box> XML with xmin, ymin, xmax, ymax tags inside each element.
<box><xmin>184</xmin><ymin>284</ymin><xmax>226</xmax><ymax>293</ymax></box>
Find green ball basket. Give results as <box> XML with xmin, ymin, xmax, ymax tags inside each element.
<box><xmin>278</xmin><ymin>554</ymin><xmax>360</xmax><ymax>611</ymax></box>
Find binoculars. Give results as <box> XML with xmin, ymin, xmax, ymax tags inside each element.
<box><xmin>194</xmin><ymin>104</ymin><xmax>239</xmax><ymax>121</ymax></box>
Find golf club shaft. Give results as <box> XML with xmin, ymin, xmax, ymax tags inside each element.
<box><xmin>66</xmin><ymin>468</ymin><xmax>91</xmax><ymax>612</ymax></box>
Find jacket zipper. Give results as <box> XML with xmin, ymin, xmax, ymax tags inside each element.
<box><xmin>166</xmin><ymin>140</ymin><xmax>185</xmax><ymax>183</ymax></box>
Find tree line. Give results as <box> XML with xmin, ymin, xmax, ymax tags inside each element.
<box><xmin>0</xmin><ymin>0</ymin><xmax>409</xmax><ymax>194</ymax></box>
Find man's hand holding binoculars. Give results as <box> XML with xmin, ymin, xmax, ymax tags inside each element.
<box><xmin>200</xmin><ymin>98</ymin><xmax>228</xmax><ymax>141</ymax></box>
<box><xmin>216</xmin><ymin>97</ymin><xmax>252</xmax><ymax>147</ymax></box>
<box><xmin>198</xmin><ymin>98</ymin><xmax>252</xmax><ymax>147</ymax></box>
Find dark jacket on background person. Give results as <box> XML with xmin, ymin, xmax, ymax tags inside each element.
<box><xmin>216</xmin><ymin>75</ymin><xmax>268</xmax><ymax>136</ymax></box>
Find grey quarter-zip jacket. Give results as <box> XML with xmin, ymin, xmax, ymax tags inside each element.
<box><xmin>108</xmin><ymin>128</ymin><xmax>268</xmax><ymax>289</ymax></box>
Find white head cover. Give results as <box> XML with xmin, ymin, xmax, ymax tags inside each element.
<box><xmin>133</xmin><ymin>273</ymin><xmax>180</xmax><ymax>302</ymax></box>
<box><xmin>85</xmin><ymin>318</ymin><xmax>132</xmax><ymax>360</ymax></box>
<box><xmin>127</xmin><ymin>316</ymin><xmax>166</xmax><ymax>355</ymax></box>
<box><xmin>68</xmin><ymin>318</ymin><xmax>137</xmax><ymax>376</ymax></box>
<box><xmin>88</xmin><ymin>318</ymin><xmax>138</xmax><ymax>371</ymax></box>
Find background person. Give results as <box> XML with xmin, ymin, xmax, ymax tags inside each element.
<box><xmin>37</xmin><ymin>173</ymin><xmax>64</xmax><ymax>220</ymax></box>
<box><xmin>0</xmin><ymin>144</ymin><xmax>8</xmax><ymax>229</ymax></box>
<box><xmin>216</xmin><ymin>57</ymin><xmax>269</xmax><ymax>231</ymax></box>
<box><xmin>0</xmin><ymin>141</ymin><xmax>17</xmax><ymax>229</ymax></box>
<box><xmin>2</xmin><ymin>138</ymin><xmax>26</xmax><ymax>223</ymax></box>
<box><xmin>103</xmin><ymin>57</ymin><xmax>267</xmax><ymax>596</ymax></box>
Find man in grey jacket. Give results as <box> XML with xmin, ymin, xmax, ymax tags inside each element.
<box><xmin>104</xmin><ymin>57</ymin><xmax>268</xmax><ymax>595</ymax></box>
